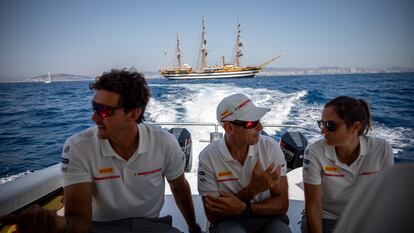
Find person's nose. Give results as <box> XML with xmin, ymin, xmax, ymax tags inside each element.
<box><xmin>91</xmin><ymin>111</ymin><xmax>101</xmax><ymax>122</ymax></box>
<box><xmin>256</xmin><ymin>122</ymin><xmax>263</xmax><ymax>131</ymax></box>
<box><xmin>321</xmin><ymin>125</ymin><xmax>328</xmax><ymax>136</ymax></box>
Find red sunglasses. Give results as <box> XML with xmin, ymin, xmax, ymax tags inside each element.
<box><xmin>92</xmin><ymin>100</ymin><xmax>122</xmax><ymax>117</ymax></box>
<box><xmin>227</xmin><ymin>120</ymin><xmax>260</xmax><ymax>129</ymax></box>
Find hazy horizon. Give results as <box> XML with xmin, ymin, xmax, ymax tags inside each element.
<box><xmin>1</xmin><ymin>0</ymin><xmax>413</xmax><ymax>80</ymax></box>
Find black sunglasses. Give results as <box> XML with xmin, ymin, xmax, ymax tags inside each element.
<box><xmin>92</xmin><ymin>100</ymin><xmax>122</xmax><ymax>118</ymax></box>
<box><xmin>227</xmin><ymin>120</ymin><xmax>260</xmax><ymax>129</ymax></box>
<box><xmin>317</xmin><ymin>120</ymin><xmax>342</xmax><ymax>132</ymax></box>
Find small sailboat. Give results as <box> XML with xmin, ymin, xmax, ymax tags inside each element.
<box><xmin>44</xmin><ymin>71</ymin><xmax>52</xmax><ymax>84</ymax></box>
<box><xmin>160</xmin><ymin>17</ymin><xmax>282</xmax><ymax>80</ymax></box>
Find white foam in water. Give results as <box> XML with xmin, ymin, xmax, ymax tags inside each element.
<box><xmin>146</xmin><ymin>98</ymin><xmax>179</xmax><ymax>122</ymax></box>
<box><xmin>148</xmin><ymin>81</ymin><xmax>414</xmax><ymax>170</ymax></box>
<box><xmin>370</xmin><ymin>124</ymin><xmax>414</xmax><ymax>157</ymax></box>
<box><xmin>287</xmin><ymin>100</ymin><xmax>325</xmax><ymax>143</ymax></box>
<box><xmin>0</xmin><ymin>170</ymin><xmax>33</xmax><ymax>185</ymax></box>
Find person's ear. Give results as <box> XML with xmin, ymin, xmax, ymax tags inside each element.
<box><xmin>352</xmin><ymin>121</ymin><xmax>361</xmax><ymax>134</ymax></box>
<box><xmin>128</xmin><ymin>108</ymin><xmax>142</xmax><ymax>122</ymax></box>
<box><xmin>222</xmin><ymin>122</ymin><xmax>234</xmax><ymax>134</ymax></box>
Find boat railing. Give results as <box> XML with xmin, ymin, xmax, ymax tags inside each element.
<box><xmin>146</xmin><ymin>121</ymin><xmax>319</xmax><ymax>143</ymax></box>
<box><xmin>147</xmin><ymin>122</ymin><xmax>318</xmax><ymax>132</ymax></box>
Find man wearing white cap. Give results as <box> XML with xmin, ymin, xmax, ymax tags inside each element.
<box><xmin>197</xmin><ymin>94</ymin><xmax>291</xmax><ymax>233</ymax></box>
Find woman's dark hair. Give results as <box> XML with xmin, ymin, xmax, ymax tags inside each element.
<box><xmin>89</xmin><ymin>68</ymin><xmax>151</xmax><ymax>123</ymax></box>
<box><xmin>325</xmin><ymin>96</ymin><xmax>371</xmax><ymax>135</ymax></box>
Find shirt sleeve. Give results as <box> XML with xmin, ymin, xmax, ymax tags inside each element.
<box><xmin>268</xmin><ymin>138</ymin><xmax>288</xmax><ymax>176</ymax></box>
<box><xmin>302</xmin><ymin>144</ymin><xmax>322</xmax><ymax>185</ymax></box>
<box><xmin>197</xmin><ymin>149</ymin><xmax>219</xmax><ymax>197</ymax></box>
<box><xmin>381</xmin><ymin>140</ymin><xmax>395</xmax><ymax>168</ymax></box>
<box><xmin>163</xmin><ymin>133</ymin><xmax>185</xmax><ymax>181</ymax></box>
<box><xmin>61</xmin><ymin>139</ymin><xmax>92</xmax><ymax>187</ymax></box>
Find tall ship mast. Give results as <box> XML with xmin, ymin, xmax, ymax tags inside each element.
<box><xmin>234</xmin><ymin>19</ymin><xmax>242</xmax><ymax>67</ymax></box>
<box><xmin>160</xmin><ymin>17</ymin><xmax>281</xmax><ymax>80</ymax></box>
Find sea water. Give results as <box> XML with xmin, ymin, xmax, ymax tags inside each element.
<box><xmin>0</xmin><ymin>73</ymin><xmax>413</xmax><ymax>181</ymax></box>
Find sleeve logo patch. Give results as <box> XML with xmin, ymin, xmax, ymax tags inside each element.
<box><xmin>198</xmin><ymin>171</ymin><xmax>205</xmax><ymax>176</ymax></box>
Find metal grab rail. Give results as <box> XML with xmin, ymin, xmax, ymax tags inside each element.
<box><xmin>145</xmin><ymin>122</ymin><xmax>320</xmax><ymax>134</ymax></box>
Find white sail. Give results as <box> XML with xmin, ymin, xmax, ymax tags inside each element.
<box><xmin>44</xmin><ymin>71</ymin><xmax>52</xmax><ymax>83</ymax></box>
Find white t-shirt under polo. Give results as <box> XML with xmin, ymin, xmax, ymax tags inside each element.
<box><xmin>302</xmin><ymin>136</ymin><xmax>394</xmax><ymax>220</ymax></box>
<box><xmin>198</xmin><ymin>135</ymin><xmax>287</xmax><ymax>203</ymax></box>
<box><xmin>61</xmin><ymin>123</ymin><xmax>185</xmax><ymax>221</ymax></box>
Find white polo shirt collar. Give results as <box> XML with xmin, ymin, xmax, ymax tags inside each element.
<box><xmin>324</xmin><ymin>136</ymin><xmax>370</xmax><ymax>162</ymax></box>
<box><xmin>99</xmin><ymin>123</ymin><xmax>150</xmax><ymax>160</ymax></box>
<box><xmin>137</xmin><ymin>123</ymin><xmax>149</xmax><ymax>154</ymax></box>
<box><xmin>218</xmin><ymin>137</ymin><xmax>255</xmax><ymax>162</ymax></box>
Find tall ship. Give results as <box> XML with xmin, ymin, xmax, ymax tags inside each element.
<box><xmin>160</xmin><ymin>18</ymin><xmax>281</xmax><ymax>80</ymax></box>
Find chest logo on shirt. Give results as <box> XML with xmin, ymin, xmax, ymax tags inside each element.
<box><xmin>94</xmin><ymin>168</ymin><xmax>119</xmax><ymax>180</ymax></box>
<box><xmin>218</xmin><ymin>171</ymin><xmax>233</xmax><ymax>177</ymax></box>
<box><xmin>324</xmin><ymin>166</ymin><xmax>339</xmax><ymax>172</ymax></box>
<box><xmin>323</xmin><ymin>166</ymin><xmax>344</xmax><ymax>177</ymax></box>
<box><xmin>99</xmin><ymin>167</ymin><xmax>113</xmax><ymax>174</ymax></box>
<box><xmin>216</xmin><ymin>170</ymin><xmax>238</xmax><ymax>183</ymax></box>
<box><xmin>134</xmin><ymin>168</ymin><xmax>162</xmax><ymax>176</ymax></box>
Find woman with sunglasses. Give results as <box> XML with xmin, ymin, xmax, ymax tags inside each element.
<box><xmin>301</xmin><ymin>96</ymin><xmax>394</xmax><ymax>233</ymax></box>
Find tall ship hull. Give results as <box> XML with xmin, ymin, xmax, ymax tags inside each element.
<box><xmin>163</xmin><ymin>68</ymin><xmax>261</xmax><ymax>80</ymax></box>
<box><xmin>160</xmin><ymin>17</ymin><xmax>281</xmax><ymax>80</ymax></box>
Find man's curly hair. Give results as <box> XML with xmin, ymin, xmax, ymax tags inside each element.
<box><xmin>89</xmin><ymin>68</ymin><xmax>151</xmax><ymax>123</ymax></box>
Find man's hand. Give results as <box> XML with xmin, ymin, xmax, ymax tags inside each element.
<box><xmin>204</xmin><ymin>190</ymin><xmax>246</xmax><ymax>216</ymax></box>
<box><xmin>0</xmin><ymin>205</ymin><xmax>67</xmax><ymax>233</ymax></box>
<box><xmin>248</xmin><ymin>161</ymin><xmax>281</xmax><ymax>194</ymax></box>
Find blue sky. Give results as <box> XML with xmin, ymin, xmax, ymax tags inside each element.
<box><xmin>0</xmin><ymin>0</ymin><xmax>413</xmax><ymax>79</ymax></box>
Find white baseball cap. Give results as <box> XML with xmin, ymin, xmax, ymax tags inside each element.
<box><xmin>216</xmin><ymin>94</ymin><xmax>270</xmax><ymax>123</ymax></box>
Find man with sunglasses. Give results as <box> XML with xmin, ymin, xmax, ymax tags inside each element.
<box><xmin>1</xmin><ymin>69</ymin><xmax>202</xmax><ymax>233</ymax></box>
<box><xmin>197</xmin><ymin>94</ymin><xmax>291</xmax><ymax>233</ymax></box>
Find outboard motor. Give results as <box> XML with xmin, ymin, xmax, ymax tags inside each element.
<box><xmin>210</xmin><ymin>132</ymin><xmax>223</xmax><ymax>143</ymax></box>
<box><xmin>168</xmin><ymin>128</ymin><xmax>192</xmax><ymax>172</ymax></box>
<box><xmin>280</xmin><ymin>131</ymin><xmax>308</xmax><ymax>170</ymax></box>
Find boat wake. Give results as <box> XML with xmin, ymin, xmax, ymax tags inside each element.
<box><xmin>1</xmin><ymin>79</ymin><xmax>412</xmax><ymax>184</ymax></box>
<box><xmin>147</xmin><ymin>82</ymin><xmax>412</xmax><ymax>171</ymax></box>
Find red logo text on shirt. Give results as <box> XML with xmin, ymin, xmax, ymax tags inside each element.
<box><xmin>360</xmin><ymin>171</ymin><xmax>378</xmax><ymax>176</ymax></box>
<box><xmin>323</xmin><ymin>172</ymin><xmax>345</xmax><ymax>177</ymax></box>
<box><xmin>134</xmin><ymin>168</ymin><xmax>162</xmax><ymax>176</ymax></box>
<box><xmin>93</xmin><ymin>175</ymin><xmax>120</xmax><ymax>181</ymax></box>
<box><xmin>217</xmin><ymin>178</ymin><xmax>239</xmax><ymax>183</ymax></box>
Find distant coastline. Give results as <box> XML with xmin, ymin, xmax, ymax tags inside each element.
<box><xmin>1</xmin><ymin>66</ymin><xmax>413</xmax><ymax>83</ymax></box>
<box><xmin>259</xmin><ymin>66</ymin><xmax>414</xmax><ymax>76</ymax></box>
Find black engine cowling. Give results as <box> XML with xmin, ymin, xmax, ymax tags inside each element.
<box><xmin>168</xmin><ymin>128</ymin><xmax>192</xmax><ymax>172</ymax></box>
<box><xmin>280</xmin><ymin>131</ymin><xmax>308</xmax><ymax>170</ymax></box>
